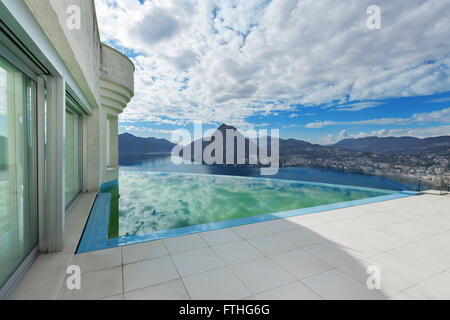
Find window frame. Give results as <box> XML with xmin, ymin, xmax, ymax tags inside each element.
<box><xmin>64</xmin><ymin>97</ymin><xmax>83</xmax><ymax>212</ymax></box>
<box><xmin>0</xmin><ymin>52</ymin><xmax>40</xmax><ymax>298</ymax></box>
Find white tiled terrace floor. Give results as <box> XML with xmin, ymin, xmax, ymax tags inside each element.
<box><xmin>10</xmin><ymin>192</ymin><xmax>450</xmax><ymax>300</ymax></box>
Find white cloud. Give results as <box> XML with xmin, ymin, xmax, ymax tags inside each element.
<box><xmin>131</xmin><ymin>7</ymin><xmax>180</xmax><ymax>44</ymax></box>
<box><xmin>283</xmin><ymin>124</ymin><xmax>299</xmax><ymax>129</ymax></box>
<box><xmin>120</xmin><ymin>125</ymin><xmax>174</xmax><ymax>135</ymax></box>
<box><xmin>305</xmin><ymin>120</ymin><xmax>338</xmax><ymax>128</ymax></box>
<box><xmin>428</xmin><ymin>97</ymin><xmax>450</xmax><ymax>104</ymax></box>
<box><xmin>412</xmin><ymin>107</ymin><xmax>450</xmax><ymax>122</ymax></box>
<box><xmin>333</xmin><ymin>102</ymin><xmax>380</xmax><ymax>112</ymax></box>
<box><xmin>325</xmin><ymin>125</ymin><xmax>450</xmax><ymax>144</ymax></box>
<box><xmin>383</xmin><ymin>126</ymin><xmax>450</xmax><ymax>138</ymax></box>
<box><xmin>95</xmin><ymin>0</ymin><xmax>450</xmax><ymax>127</ymax></box>
<box><xmin>306</xmin><ymin>107</ymin><xmax>450</xmax><ymax>128</ymax></box>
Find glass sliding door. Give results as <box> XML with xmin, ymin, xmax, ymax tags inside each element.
<box><xmin>0</xmin><ymin>56</ymin><xmax>38</xmax><ymax>287</ymax></box>
<box><xmin>64</xmin><ymin>108</ymin><xmax>81</xmax><ymax>209</ymax></box>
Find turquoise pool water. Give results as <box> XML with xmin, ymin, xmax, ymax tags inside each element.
<box><xmin>117</xmin><ymin>171</ymin><xmax>395</xmax><ymax>237</ymax></box>
<box><xmin>77</xmin><ymin>172</ymin><xmax>415</xmax><ymax>253</ymax></box>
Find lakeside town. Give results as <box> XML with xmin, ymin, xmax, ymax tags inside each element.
<box><xmin>119</xmin><ymin>127</ymin><xmax>450</xmax><ymax>191</ymax></box>
<box><xmin>281</xmin><ymin>148</ymin><xmax>450</xmax><ymax>191</ymax></box>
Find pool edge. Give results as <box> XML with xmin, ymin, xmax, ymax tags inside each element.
<box><xmin>76</xmin><ymin>189</ymin><xmax>419</xmax><ymax>254</ymax></box>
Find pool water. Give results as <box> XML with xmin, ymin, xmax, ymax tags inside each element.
<box><xmin>117</xmin><ymin>171</ymin><xmax>395</xmax><ymax>237</ymax></box>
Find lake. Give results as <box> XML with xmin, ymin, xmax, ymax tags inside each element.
<box><xmin>119</xmin><ymin>153</ymin><xmax>417</xmax><ymax>191</ymax></box>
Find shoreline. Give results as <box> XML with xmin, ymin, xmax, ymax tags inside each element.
<box><xmin>119</xmin><ymin>153</ymin><xmax>427</xmax><ymax>190</ymax></box>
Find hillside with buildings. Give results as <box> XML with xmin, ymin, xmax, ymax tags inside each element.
<box><xmin>120</xmin><ymin>128</ymin><xmax>449</xmax><ymax>190</ymax></box>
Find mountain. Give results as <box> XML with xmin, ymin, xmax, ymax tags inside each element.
<box><xmin>118</xmin><ymin>133</ymin><xmax>176</xmax><ymax>154</ymax></box>
<box><xmin>333</xmin><ymin>136</ymin><xmax>450</xmax><ymax>154</ymax></box>
<box><xmin>181</xmin><ymin>124</ymin><xmax>257</xmax><ymax>164</ymax></box>
<box><xmin>119</xmin><ymin>128</ymin><xmax>450</xmax><ymax>161</ymax></box>
<box><xmin>180</xmin><ymin>123</ymin><xmax>336</xmax><ymax>165</ymax></box>
<box><xmin>117</xmin><ymin>128</ymin><xmax>448</xmax><ymax>188</ymax></box>
<box><xmin>279</xmin><ymin>138</ymin><xmax>327</xmax><ymax>155</ymax></box>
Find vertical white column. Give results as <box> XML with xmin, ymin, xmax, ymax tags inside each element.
<box><xmin>36</xmin><ymin>76</ymin><xmax>46</xmax><ymax>252</ymax></box>
<box><xmin>44</xmin><ymin>75</ymin><xmax>65</xmax><ymax>252</ymax></box>
<box><xmin>106</xmin><ymin>117</ymin><xmax>111</xmax><ymax>167</ymax></box>
<box><xmin>86</xmin><ymin>106</ymin><xmax>101</xmax><ymax>192</ymax></box>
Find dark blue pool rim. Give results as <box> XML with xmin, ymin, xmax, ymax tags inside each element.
<box><xmin>99</xmin><ymin>179</ymin><xmax>119</xmax><ymax>192</ymax></box>
<box><xmin>76</xmin><ymin>178</ymin><xmax>419</xmax><ymax>253</ymax></box>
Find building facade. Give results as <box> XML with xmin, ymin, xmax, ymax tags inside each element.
<box><xmin>0</xmin><ymin>0</ymin><xmax>134</xmax><ymax>298</ymax></box>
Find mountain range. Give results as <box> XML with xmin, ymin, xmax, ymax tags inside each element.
<box><xmin>118</xmin><ymin>125</ymin><xmax>450</xmax><ymax>157</ymax></box>
<box><xmin>119</xmin><ymin>133</ymin><xmax>175</xmax><ymax>154</ymax></box>
<box><xmin>333</xmin><ymin>136</ymin><xmax>450</xmax><ymax>154</ymax></box>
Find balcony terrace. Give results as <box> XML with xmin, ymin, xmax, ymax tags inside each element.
<box><xmin>10</xmin><ymin>191</ymin><xmax>450</xmax><ymax>300</ymax></box>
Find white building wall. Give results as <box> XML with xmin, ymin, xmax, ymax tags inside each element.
<box><xmin>24</xmin><ymin>0</ymin><xmax>101</xmax><ymax>109</ymax></box>
<box><xmin>0</xmin><ymin>0</ymin><xmax>134</xmax><ymax>298</ymax></box>
<box><xmin>24</xmin><ymin>0</ymin><xmax>135</xmax><ymax>191</ymax></box>
<box><xmin>2</xmin><ymin>0</ymin><xmax>134</xmax><ymax>250</ymax></box>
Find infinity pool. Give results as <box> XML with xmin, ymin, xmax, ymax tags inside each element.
<box><xmin>117</xmin><ymin>171</ymin><xmax>395</xmax><ymax>237</ymax></box>
<box><xmin>77</xmin><ymin>171</ymin><xmax>415</xmax><ymax>253</ymax></box>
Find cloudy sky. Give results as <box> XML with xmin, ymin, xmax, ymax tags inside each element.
<box><xmin>94</xmin><ymin>0</ymin><xmax>450</xmax><ymax>144</ymax></box>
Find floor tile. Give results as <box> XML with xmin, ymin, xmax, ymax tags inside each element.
<box><xmin>363</xmin><ymin>211</ymin><xmax>411</xmax><ymax>225</ymax></box>
<box><xmin>10</xmin><ymin>193</ymin><xmax>450</xmax><ymax>300</ymax></box>
<box><xmin>416</xmin><ymin>231</ymin><xmax>450</xmax><ymax>255</ymax></box>
<box><xmin>302</xmin><ymin>242</ymin><xmax>362</xmax><ymax>267</ymax></box>
<box><xmin>363</xmin><ymin>243</ymin><xmax>450</xmax><ymax>296</ymax></box>
<box><xmin>334</xmin><ymin>229</ymin><xmax>407</xmax><ymax>257</ymax></box>
<box><xmin>376</xmin><ymin>224</ymin><xmax>429</xmax><ymax>242</ymax></box>
<box><xmin>276</xmin><ymin>228</ymin><xmax>326</xmax><ymax>247</ymax></box>
<box><xmin>248</xmin><ymin>234</ymin><xmax>297</xmax><ymax>256</ymax></box>
<box><xmin>183</xmin><ymin>267</ymin><xmax>251</xmax><ymax>300</ymax></box>
<box><xmin>164</xmin><ymin>234</ymin><xmax>208</xmax><ymax>254</ymax></box>
<box><xmin>123</xmin><ymin>256</ymin><xmax>179</xmax><ymax>292</ymax></box>
<box><xmin>125</xmin><ymin>280</ymin><xmax>190</xmax><ymax>300</ymax></box>
<box><xmin>213</xmin><ymin>240</ymin><xmax>264</xmax><ymax>265</ymax></box>
<box><xmin>59</xmin><ymin>267</ymin><xmax>123</xmax><ymax>300</ymax></box>
<box><xmin>22</xmin><ymin>252</ymin><xmax>73</xmax><ymax>281</ymax></box>
<box><xmin>122</xmin><ymin>240</ymin><xmax>168</xmax><ymax>264</ymax></box>
<box><xmin>10</xmin><ymin>274</ymin><xmax>65</xmax><ymax>300</ymax></box>
<box><xmin>287</xmin><ymin>212</ymin><xmax>339</xmax><ymax>227</ymax></box>
<box><xmin>346</xmin><ymin>215</ymin><xmax>387</xmax><ymax>232</ymax></box>
<box><xmin>199</xmin><ymin>229</ymin><xmax>241</xmax><ymax>247</ymax></box>
<box><xmin>231</xmin><ymin>223</ymin><xmax>272</xmax><ymax>239</ymax></box>
<box><xmin>270</xmin><ymin>248</ymin><xmax>333</xmax><ymax>280</ymax></box>
<box><xmin>100</xmin><ymin>294</ymin><xmax>124</xmax><ymax>300</ymax></box>
<box><xmin>302</xmin><ymin>269</ymin><xmax>384</xmax><ymax>300</ymax></box>
<box><xmin>337</xmin><ymin>258</ymin><xmax>379</xmax><ymax>285</ymax></box>
<box><xmin>390</xmin><ymin>218</ymin><xmax>446</xmax><ymax>240</ymax></box>
<box><xmin>258</xmin><ymin>219</ymin><xmax>299</xmax><ymax>233</ymax></box>
<box><xmin>71</xmin><ymin>247</ymin><xmax>122</xmax><ymax>273</ymax></box>
<box><xmin>313</xmin><ymin>219</ymin><xmax>365</xmax><ymax>239</ymax></box>
<box><xmin>424</xmin><ymin>213</ymin><xmax>450</xmax><ymax>230</ymax></box>
<box><xmin>172</xmin><ymin>248</ymin><xmax>226</xmax><ymax>277</ymax></box>
<box><xmin>327</xmin><ymin>207</ymin><xmax>367</xmax><ymax>219</ymax></box>
<box><xmin>389</xmin><ymin>271</ymin><xmax>450</xmax><ymax>300</ymax></box>
<box><xmin>378</xmin><ymin>243</ymin><xmax>450</xmax><ymax>278</ymax></box>
<box><xmin>249</xmin><ymin>282</ymin><xmax>321</xmax><ymax>300</ymax></box>
<box><xmin>231</xmin><ymin>258</ymin><xmax>295</xmax><ymax>294</ymax></box>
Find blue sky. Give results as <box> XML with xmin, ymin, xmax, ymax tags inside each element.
<box><xmin>94</xmin><ymin>0</ymin><xmax>450</xmax><ymax>144</ymax></box>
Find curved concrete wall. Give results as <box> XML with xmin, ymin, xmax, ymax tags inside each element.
<box><xmin>98</xmin><ymin>44</ymin><xmax>135</xmax><ymax>186</ymax></box>
<box><xmin>100</xmin><ymin>44</ymin><xmax>135</xmax><ymax>113</ymax></box>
